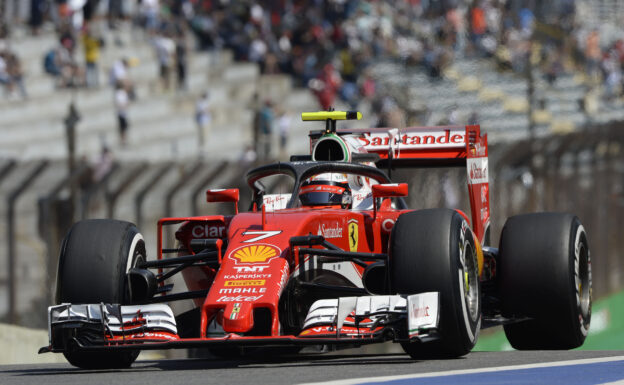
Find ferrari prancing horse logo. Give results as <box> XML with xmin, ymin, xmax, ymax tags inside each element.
<box><xmin>348</xmin><ymin>219</ymin><xmax>358</xmax><ymax>252</ymax></box>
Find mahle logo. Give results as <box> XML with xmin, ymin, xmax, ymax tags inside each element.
<box><xmin>229</xmin><ymin>244</ymin><xmax>281</xmax><ymax>264</ymax></box>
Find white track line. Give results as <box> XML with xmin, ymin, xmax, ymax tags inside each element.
<box><xmin>299</xmin><ymin>355</ymin><xmax>624</xmax><ymax>385</ymax></box>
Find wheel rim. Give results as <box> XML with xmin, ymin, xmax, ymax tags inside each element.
<box><xmin>578</xmin><ymin>242</ymin><xmax>591</xmax><ymax>320</ymax></box>
<box><xmin>132</xmin><ymin>245</ymin><xmax>146</xmax><ymax>269</ymax></box>
<box><xmin>459</xmin><ymin>242</ymin><xmax>479</xmax><ymax>321</ymax></box>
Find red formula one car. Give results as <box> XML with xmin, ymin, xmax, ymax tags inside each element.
<box><xmin>42</xmin><ymin>111</ymin><xmax>592</xmax><ymax>368</ymax></box>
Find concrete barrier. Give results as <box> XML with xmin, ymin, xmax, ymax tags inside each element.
<box><xmin>0</xmin><ymin>323</ymin><xmax>165</xmax><ymax>364</ymax></box>
<box><xmin>0</xmin><ymin>323</ymin><xmax>65</xmax><ymax>364</ymax></box>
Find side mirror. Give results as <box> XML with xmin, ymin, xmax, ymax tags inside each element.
<box><xmin>372</xmin><ymin>184</ymin><xmax>407</xmax><ymax>219</ymax></box>
<box><xmin>206</xmin><ymin>189</ymin><xmax>240</xmax><ymax>214</ymax></box>
<box><xmin>372</xmin><ymin>183</ymin><xmax>408</xmax><ymax>198</ymax></box>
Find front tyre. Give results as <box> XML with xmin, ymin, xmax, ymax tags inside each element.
<box><xmin>56</xmin><ymin>219</ymin><xmax>146</xmax><ymax>369</ymax></box>
<box><xmin>500</xmin><ymin>213</ymin><xmax>591</xmax><ymax>350</ymax></box>
<box><xmin>390</xmin><ymin>209</ymin><xmax>481</xmax><ymax>359</ymax></box>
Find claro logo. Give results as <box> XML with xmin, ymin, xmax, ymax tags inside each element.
<box><xmin>192</xmin><ymin>225</ymin><xmax>225</xmax><ymax>238</ymax></box>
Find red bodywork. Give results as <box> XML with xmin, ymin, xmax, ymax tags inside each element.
<box><xmin>158</xmin><ymin>204</ymin><xmax>404</xmax><ymax>339</ymax></box>
<box><xmin>140</xmin><ymin>124</ymin><xmax>490</xmax><ymax>342</ymax></box>
<box><xmin>69</xmin><ymin>124</ymin><xmax>489</xmax><ymax>348</ymax></box>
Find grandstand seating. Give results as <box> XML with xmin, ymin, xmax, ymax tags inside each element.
<box><xmin>0</xmin><ymin>22</ymin><xmax>321</xmax><ymax>326</ymax></box>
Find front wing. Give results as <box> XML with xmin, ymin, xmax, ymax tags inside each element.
<box><xmin>40</xmin><ymin>293</ymin><xmax>440</xmax><ymax>354</ymax></box>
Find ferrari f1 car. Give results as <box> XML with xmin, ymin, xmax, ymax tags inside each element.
<box><xmin>41</xmin><ymin>111</ymin><xmax>592</xmax><ymax>368</ymax></box>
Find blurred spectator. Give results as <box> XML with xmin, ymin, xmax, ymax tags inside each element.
<box><xmin>58</xmin><ymin>30</ymin><xmax>79</xmax><ymax>86</ymax></box>
<box><xmin>5</xmin><ymin>51</ymin><xmax>28</xmax><ymax>99</ymax></box>
<box><xmin>0</xmin><ymin>51</ymin><xmax>9</xmax><ymax>94</ymax></box>
<box><xmin>109</xmin><ymin>57</ymin><xmax>136</xmax><ymax>99</ymax></box>
<box><xmin>108</xmin><ymin>0</ymin><xmax>124</xmax><ymax>29</ymax></box>
<box><xmin>175</xmin><ymin>30</ymin><xmax>188</xmax><ymax>91</ymax></box>
<box><xmin>360</xmin><ymin>71</ymin><xmax>376</xmax><ymax>102</ymax></box>
<box><xmin>83</xmin><ymin>24</ymin><xmax>103</xmax><ymax>88</ymax></box>
<box><xmin>154</xmin><ymin>32</ymin><xmax>175</xmax><ymax>91</ymax></box>
<box><xmin>77</xmin><ymin>144</ymin><xmax>114</xmax><ymax>212</ymax></box>
<box><xmin>544</xmin><ymin>48</ymin><xmax>563</xmax><ymax>86</ymax></box>
<box><xmin>602</xmin><ymin>50</ymin><xmax>622</xmax><ymax>100</ymax></box>
<box><xmin>44</xmin><ymin>28</ymin><xmax>84</xmax><ymax>88</ymax></box>
<box><xmin>249</xmin><ymin>33</ymin><xmax>268</xmax><ymax>72</ymax></box>
<box><xmin>585</xmin><ymin>30</ymin><xmax>601</xmax><ymax>81</ymax></box>
<box><xmin>92</xmin><ymin>145</ymin><xmax>114</xmax><ymax>183</ymax></box>
<box><xmin>110</xmin><ymin>57</ymin><xmax>128</xmax><ymax>87</ymax></box>
<box><xmin>29</xmin><ymin>0</ymin><xmax>46</xmax><ymax>34</ymax></box>
<box><xmin>470</xmin><ymin>3</ymin><xmax>487</xmax><ymax>51</ymax></box>
<box><xmin>140</xmin><ymin>0</ymin><xmax>160</xmax><ymax>33</ymax></box>
<box><xmin>251</xmin><ymin>91</ymin><xmax>261</xmax><ymax>155</ymax></box>
<box><xmin>309</xmin><ymin>63</ymin><xmax>342</xmax><ymax>110</ymax></box>
<box><xmin>114</xmin><ymin>82</ymin><xmax>130</xmax><ymax>146</ymax></box>
<box><xmin>44</xmin><ymin>47</ymin><xmax>61</xmax><ymax>77</ymax></box>
<box><xmin>259</xmin><ymin>100</ymin><xmax>274</xmax><ymax>159</ymax></box>
<box><xmin>195</xmin><ymin>91</ymin><xmax>211</xmax><ymax>149</ymax></box>
<box><xmin>277</xmin><ymin>109</ymin><xmax>291</xmax><ymax>157</ymax></box>
<box><xmin>239</xmin><ymin>145</ymin><xmax>258</xmax><ymax>168</ymax></box>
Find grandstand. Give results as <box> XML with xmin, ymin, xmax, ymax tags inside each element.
<box><xmin>0</xmin><ymin>19</ymin><xmax>321</xmax><ymax>326</ymax></box>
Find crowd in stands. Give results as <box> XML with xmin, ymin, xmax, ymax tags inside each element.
<box><xmin>184</xmin><ymin>0</ymin><xmax>624</xmax><ymax>126</ymax></box>
<box><xmin>1</xmin><ymin>1</ymin><xmax>624</xmax><ymax>132</ymax></box>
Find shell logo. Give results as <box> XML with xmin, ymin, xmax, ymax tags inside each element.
<box><xmin>229</xmin><ymin>244</ymin><xmax>281</xmax><ymax>264</ymax></box>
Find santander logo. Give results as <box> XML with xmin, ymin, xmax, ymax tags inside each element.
<box><xmin>357</xmin><ymin>129</ymin><xmax>465</xmax><ymax>149</ymax></box>
<box><xmin>467</xmin><ymin>158</ymin><xmax>488</xmax><ymax>185</ymax></box>
<box><xmin>470</xmin><ymin>163</ymin><xmax>485</xmax><ymax>180</ymax></box>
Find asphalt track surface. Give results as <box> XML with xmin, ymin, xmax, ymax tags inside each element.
<box><xmin>1</xmin><ymin>350</ymin><xmax>623</xmax><ymax>385</ymax></box>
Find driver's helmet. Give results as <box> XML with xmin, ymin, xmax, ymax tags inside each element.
<box><xmin>299</xmin><ymin>173</ymin><xmax>352</xmax><ymax>208</ymax></box>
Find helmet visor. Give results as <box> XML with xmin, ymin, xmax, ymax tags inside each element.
<box><xmin>299</xmin><ymin>183</ymin><xmax>346</xmax><ymax>206</ymax></box>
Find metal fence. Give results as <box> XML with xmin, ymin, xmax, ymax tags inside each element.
<box><xmin>0</xmin><ymin>158</ymin><xmax>244</xmax><ymax>327</ymax></box>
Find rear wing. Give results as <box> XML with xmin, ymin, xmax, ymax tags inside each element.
<box><xmin>310</xmin><ymin>125</ymin><xmax>482</xmax><ymax>167</ymax></box>
<box><xmin>308</xmin><ymin>124</ymin><xmax>490</xmax><ymax>245</ymax></box>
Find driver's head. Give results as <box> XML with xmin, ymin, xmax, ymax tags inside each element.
<box><xmin>299</xmin><ymin>173</ymin><xmax>352</xmax><ymax>209</ymax></box>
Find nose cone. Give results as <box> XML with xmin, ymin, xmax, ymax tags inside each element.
<box><xmin>222</xmin><ymin>302</ymin><xmax>254</xmax><ymax>333</ymax></box>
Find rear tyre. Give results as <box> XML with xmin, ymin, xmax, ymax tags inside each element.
<box><xmin>56</xmin><ymin>219</ymin><xmax>146</xmax><ymax>369</ymax></box>
<box><xmin>390</xmin><ymin>209</ymin><xmax>481</xmax><ymax>359</ymax></box>
<box><xmin>500</xmin><ymin>213</ymin><xmax>591</xmax><ymax>350</ymax></box>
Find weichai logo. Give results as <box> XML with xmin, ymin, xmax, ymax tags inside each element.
<box><xmin>229</xmin><ymin>244</ymin><xmax>281</xmax><ymax>264</ymax></box>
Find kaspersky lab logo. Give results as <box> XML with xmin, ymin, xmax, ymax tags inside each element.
<box><xmin>228</xmin><ymin>244</ymin><xmax>281</xmax><ymax>264</ymax></box>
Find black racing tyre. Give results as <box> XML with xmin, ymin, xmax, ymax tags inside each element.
<box><xmin>499</xmin><ymin>213</ymin><xmax>591</xmax><ymax>350</ymax></box>
<box><xmin>56</xmin><ymin>219</ymin><xmax>147</xmax><ymax>369</ymax></box>
<box><xmin>390</xmin><ymin>209</ymin><xmax>481</xmax><ymax>359</ymax></box>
